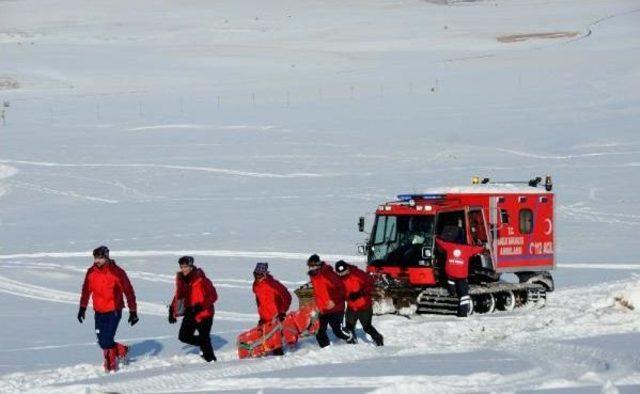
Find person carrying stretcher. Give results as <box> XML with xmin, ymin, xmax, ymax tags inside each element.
<box><xmin>252</xmin><ymin>262</ymin><xmax>292</xmax><ymax>356</ymax></box>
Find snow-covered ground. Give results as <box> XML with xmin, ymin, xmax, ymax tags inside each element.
<box><xmin>1</xmin><ymin>0</ymin><xmax>639</xmax><ymax>392</ymax></box>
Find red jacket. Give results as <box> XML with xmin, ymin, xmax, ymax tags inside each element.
<box><xmin>253</xmin><ymin>274</ymin><xmax>292</xmax><ymax>322</ymax></box>
<box><xmin>435</xmin><ymin>238</ymin><xmax>484</xmax><ymax>280</ymax></box>
<box><xmin>171</xmin><ymin>268</ymin><xmax>218</xmax><ymax>322</ymax></box>
<box><xmin>339</xmin><ymin>264</ymin><xmax>374</xmax><ymax>312</ymax></box>
<box><xmin>80</xmin><ymin>260</ymin><xmax>137</xmax><ymax>313</ymax></box>
<box><xmin>310</xmin><ymin>264</ymin><xmax>346</xmax><ymax>314</ymax></box>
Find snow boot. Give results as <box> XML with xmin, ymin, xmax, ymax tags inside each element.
<box><xmin>201</xmin><ymin>353</ymin><xmax>217</xmax><ymax>362</ymax></box>
<box><xmin>103</xmin><ymin>348</ymin><xmax>118</xmax><ymax>372</ymax></box>
<box><xmin>115</xmin><ymin>342</ymin><xmax>129</xmax><ymax>365</ymax></box>
<box><xmin>457</xmin><ymin>295</ymin><xmax>473</xmax><ymax>317</ymax></box>
<box><xmin>200</xmin><ymin>350</ymin><xmax>217</xmax><ymax>363</ymax></box>
<box><xmin>102</xmin><ymin>349</ymin><xmax>109</xmax><ymax>372</ymax></box>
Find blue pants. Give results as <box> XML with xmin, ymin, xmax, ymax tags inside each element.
<box><xmin>95</xmin><ymin>310</ymin><xmax>122</xmax><ymax>349</ymax></box>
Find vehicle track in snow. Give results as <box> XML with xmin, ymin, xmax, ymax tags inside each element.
<box><xmin>0</xmin><ymin>159</ymin><xmax>359</xmax><ymax>179</ymax></box>
<box><xmin>569</xmin><ymin>7</ymin><xmax>640</xmax><ymax>43</ymax></box>
<box><xmin>558</xmin><ymin>203</ymin><xmax>640</xmax><ymax>226</ymax></box>
<box><xmin>0</xmin><ymin>249</ymin><xmax>362</xmax><ymax>262</ymax></box>
<box><xmin>496</xmin><ymin>148</ymin><xmax>640</xmax><ymax>161</ymax></box>
<box><xmin>1</xmin><ymin>251</ymin><xmax>638</xmax><ymax>271</ymax></box>
<box><xmin>9</xmin><ymin>181</ymin><xmax>119</xmax><ymax>204</ymax></box>
<box><xmin>0</xmin><ymin>274</ymin><xmax>256</xmax><ymax>322</ymax></box>
<box><xmin>0</xmin><ymin>260</ymin><xmax>306</xmax><ymax>289</ymax></box>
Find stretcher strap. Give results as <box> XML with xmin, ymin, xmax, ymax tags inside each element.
<box><xmin>239</xmin><ymin>321</ymin><xmax>283</xmax><ymax>353</ymax></box>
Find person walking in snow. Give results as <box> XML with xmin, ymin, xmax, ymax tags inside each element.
<box><xmin>168</xmin><ymin>256</ymin><xmax>218</xmax><ymax>362</ymax></box>
<box><xmin>334</xmin><ymin>260</ymin><xmax>384</xmax><ymax>346</ymax></box>
<box><xmin>307</xmin><ymin>254</ymin><xmax>352</xmax><ymax>348</ymax></box>
<box><xmin>252</xmin><ymin>262</ymin><xmax>292</xmax><ymax>356</ymax></box>
<box><xmin>77</xmin><ymin>245</ymin><xmax>138</xmax><ymax>372</ymax></box>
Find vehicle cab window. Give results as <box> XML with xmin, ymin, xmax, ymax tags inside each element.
<box><xmin>468</xmin><ymin>210</ymin><xmax>488</xmax><ymax>246</ymax></box>
<box><xmin>436</xmin><ymin>211</ymin><xmax>467</xmax><ymax>244</ymax></box>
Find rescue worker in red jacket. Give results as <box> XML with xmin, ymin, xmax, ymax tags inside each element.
<box><xmin>78</xmin><ymin>246</ymin><xmax>138</xmax><ymax>372</ymax></box>
<box><xmin>307</xmin><ymin>254</ymin><xmax>352</xmax><ymax>348</ymax></box>
<box><xmin>168</xmin><ymin>256</ymin><xmax>218</xmax><ymax>362</ymax></box>
<box><xmin>435</xmin><ymin>237</ymin><xmax>484</xmax><ymax>317</ymax></box>
<box><xmin>335</xmin><ymin>260</ymin><xmax>384</xmax><ymax>346</ymax></box>
<box><xmin>252</xmin><ymin>262</ymin><xmax>292</xmax><ymax>356</ymax></box>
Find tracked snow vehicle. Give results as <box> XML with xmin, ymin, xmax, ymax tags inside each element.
<box><xmin>358</xmin><ymin>176</ymin><xmax>555</xmax><ymax>316</ymax></box>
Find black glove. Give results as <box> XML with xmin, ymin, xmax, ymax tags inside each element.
<box><xmin>277</xmin><ymin>312</ymin><xmax>286</xmax><ymax>322</ymax></box>
<box><xmin>348</xmin><ymin>291</ymin><xmax>363</xmax><ymax>301</ymax></box>
<box><xmin>128</xmin><ymin>311</ymin><xmax>139</xmax><ymax>326</ymax></box>
<box><xmin>168</xmin><ymin>308</ymin><xmax>177</xmax><ymax>324</ymax></box>
<box><xmin>77</xmin><ymin>306</ymin><xmax>86</xmax><ymax>323</ymax></box>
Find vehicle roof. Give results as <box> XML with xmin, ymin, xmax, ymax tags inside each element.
<box><xmin>425</xmin><ymin>184</ymin><xmax>552</xmax><ymax>195</ymax></box>
<box><xmin>375</xmin><ymin>184</ymin><xmax>553</xmax><ymax>212</ymax></box>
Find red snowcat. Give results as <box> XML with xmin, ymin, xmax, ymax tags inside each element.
<box><xmin>358</xmin><ymin>176</ymin><xmax>555</xmax><ymax>315</ymax></box>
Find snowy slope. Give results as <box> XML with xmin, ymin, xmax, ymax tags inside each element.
<box><xmin>1</xmin><ymin>0</ymin><xmax>639</xmax><ymax>392</ymax></box>
<box><xmin>1</xmin><ymin>272</ymin><xmax>640</xmax><ymax>393</ymax></box>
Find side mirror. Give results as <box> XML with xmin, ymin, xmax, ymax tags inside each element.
<box><xmin>357</xmin><ymin>244</ymin><xmax>367</xmax><ymax>255</ymax></box>
<box><xmin>358</xmin><ymin>216</ymin><xmax>365</xmax><ymax>232</ymax></box>
<box><xmin>421</xmin><ymin>247</ymin><xmax>432</xmax><ymax>259</ymax></box>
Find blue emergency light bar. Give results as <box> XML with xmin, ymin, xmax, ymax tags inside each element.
<box><xmin>397</xmin><ymin>194</ymin><xmax>446</xmax><ymax>202</ymax></box>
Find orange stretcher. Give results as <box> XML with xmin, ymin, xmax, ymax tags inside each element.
<box><xmin>237</xmin><ymin>303</ymin><xmax>319</xmax><ymax>359</ymax></box>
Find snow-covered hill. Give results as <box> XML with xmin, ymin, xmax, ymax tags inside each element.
<box><xmin>1</xmin><ymin>0</ymin><xmax>639</xmax><ymax>392</ymax></box>
<box><xmin>1</xmin><ymin>268</ymin><xmax>640</xmax><ymax>393</ymax></box>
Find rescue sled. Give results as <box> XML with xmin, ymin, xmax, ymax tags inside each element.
<box><xmin>237</xmin><ymin>303</ymin><xmax>319</xmax><ymax>359</ymax></box>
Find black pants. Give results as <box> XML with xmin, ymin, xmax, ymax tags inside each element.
<box><xmin>316</xmin><ymin>312</ymin><xmax>350</xmax><ymax>348</ymax></box>
<box><xmin>179</xmin><ymin>315</ymin><xmax>215</xmax><ymax>361</ymax></box>
<box><xmin>447</xmin><ymin>279</ymin><xmax>473</xmax><ymax>317</ymax></box>
<box><xmin>95</xmin><ymin>310</ymin><xmax>121</xmax><ymax>349</ymax></box>
<box><xmin>345</xmin><ymin>308</ymin><xmax>384</xmax><ymax>346</ymax></box>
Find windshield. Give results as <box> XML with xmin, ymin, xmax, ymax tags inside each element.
<box><xmin>369</xmin><ymin>215</ymin><xmax>435</xmax><ymax>266</ymax></box>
